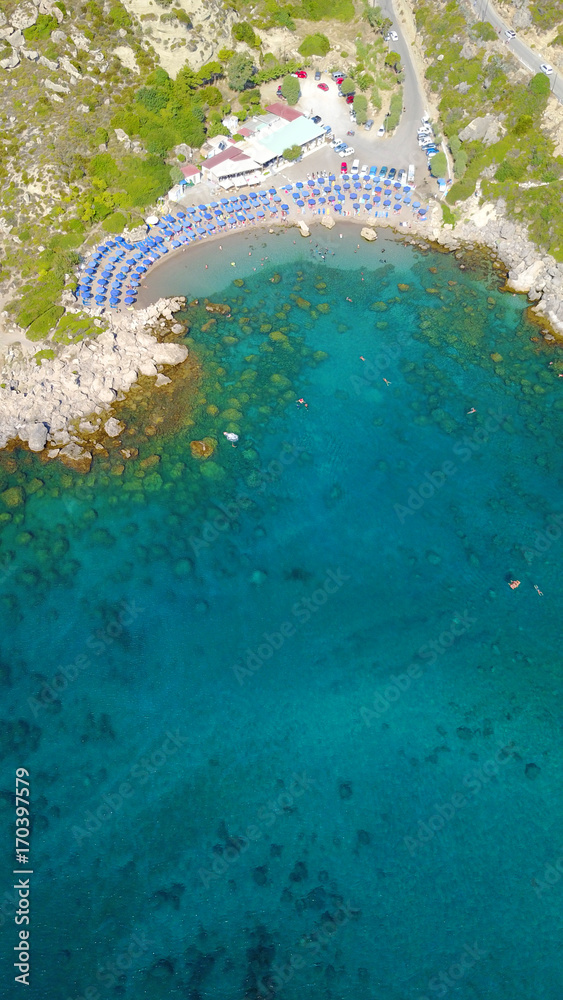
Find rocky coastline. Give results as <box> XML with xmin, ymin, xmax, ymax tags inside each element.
<box><xmin>414</xmin><ymin>197</ymin><xmax>563</xmax><ymax>340</ymax></box>
<box><xmin>0</xmin><ymin>297</ymin><xmax>188</xmax><ymax>471</ymax></box>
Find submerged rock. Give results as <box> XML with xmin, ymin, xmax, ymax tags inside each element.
<box><xmin>189</xmin><ymin>438</ymin><xmax>217</xmax><ymax>460</ymax></box>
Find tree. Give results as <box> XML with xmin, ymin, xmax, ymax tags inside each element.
<box><xmin>340</xmin><ymin>77</ymin><xmax>355</xmax><ymax>95</ymax></box>
<box><xmin>281</xmin><ymin>75</ymin><xmax>300</xmax><ymax>105</ymax></box>
<box><xmin>385</xmin><ymin>51</ymin><xmax>401</xmax><ymax>72</ymax></box>
<box><xmin>353</xmin><ymin>94</ymin><xmax>368</xmax><ymax>125</ymax></box>
<box><xmin>283</xmin><ymin>145</ymin><xmax>302</xmax><ymax>161</ymax></box>
<box><xmin>430</xmin><ymin>151</ymin><xmax>447</xmax><ymax>177</ymax></box>
<box><xmin>232</xmin><ymin>22</ymin><xmax>261</xmax><ymax>48</ymax></box>
<box><xmin>529</xmin><ymin>72</ymin><xmax>550</xmax><ymax>97</ymax></box>
<box><xmin>228</xmin><ymin>53</ymin><xmax>255</xmax><ymax>91</ymax></box>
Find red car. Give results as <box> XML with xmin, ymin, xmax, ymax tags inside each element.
<box><xmin>296</xmin><ymin>70</ymin><xmax>307</xmax><ymax>79</ymax></box>
<box><xmin>341</xmin><ymin>161</ymin><xmax>347</xmax><ymax>173</ymax></box>
<box><xmin>317</xmin><ymin>83</ymin><xmax>329</xmax><ymax>91</ymax></box>
<box><xmin>336</xmin><ymin>77</ymin><xmax>344</xmax><ymax>85</ymax></box>
<box><xmin>346</xmin><ymin>94</ymin><xmax>354</xmax><ymax>104</ymax></box>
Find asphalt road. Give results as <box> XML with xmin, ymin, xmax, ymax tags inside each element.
<box><xmin>470</xmin><ymin>0</ymin><xmax>563</xmax><ymax>103</ymax></box>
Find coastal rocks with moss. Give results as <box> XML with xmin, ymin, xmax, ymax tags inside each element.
<box><xmin>0</xmin><ymin>297</ymin><xmax>188</xmax><ymax>458</ymax></box>
<box><xmin>419</xmin><ymin>201</ymin><xmax>563</xmax><ymax>337</ymax></box>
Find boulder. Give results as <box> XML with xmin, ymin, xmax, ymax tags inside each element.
<box><xmin>190</xmin><ymin>437</ymin><xmax>217</xmax><ymax>460</ymax></box>
<box><xmin>51</xmin><ymin>28</ymin><xmax>66</xmax><ymax>43</ymax></box>
<box><xmin>459</xmin><ymin>115</ymin><xmax>500</xmax><ymax>143</ymax></box>
<box><xmin>361</xmin><ymin>227</ymin><xmax>377</xmax><ymax>242</ymax></box>
<box><xmin>39</xmin><ymin>54</ymin><xmax>59</xmax><ymax>69</ymax></box>
<box><xmin>151</xmin><ymin>343</ymin><xmax>188</xmax><ymax>365</ymax></box>
<box><xmin>8</xmin><ymin>29</ymin><xmax>25</xmax><ymax>47</ymax></box>
<box><xmin>155</xmin><ymin>374</ymin><xmax>171</xmax><ymax>387</ymax></box>
<box><xmin>21</xmin><ymin>47</ymin><xmax>39</xmax><ymax>59</ymax></box>
<box><xmin>10</xmin><ymin>3</ymin><xmax>38</xmax><ymax>30</ymax></box>
<box><xmin>59</xmin><ymin>443</ymin><xmax>92</xmax><ymax>473</ymax></box>
<box><xmin>297</xmin><ymin>221</ymin><xmax>310</xmax><ymax>237</ymax></box>
<box><xmin>26</xmin><ymin>423</ymin><xmax>48</xmax><ymax>452</ymax></box>
<box><xmin>104</xmin><ymin>417</ymin><xmax>124</xmax><ymax>437</ymax></box>
<box><xmin>0</xmin><ymin>51</ymin><xmax>19</xmax><ymax>68</ymax></box>
<box><xmin>45</xmin><ymin>78</ymin><xmax>70</xmax><ymax>93</ymax></box>
<box><xmin>321</xmin><ymin>214</ymin><xmax>335</xmax><ymax>229</ymax></box>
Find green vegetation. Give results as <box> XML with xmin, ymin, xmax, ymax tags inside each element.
<box><xmin>340</xmin><ymin>78</ymin><xmax>355</xmax><ymax>96</ymax></box>
<box><xmin>52</xmin><ymin>312</ymin><xmax>102</xmax><ymax>344</ymax></box>
<box><xmin>102</xmin><ymin>211</ymin><xmax>126</xmax><ymax>233</ymax></box>
<box><xmin>26</xmin><ymin>305</ymin><xmax>65</xmax><ymax>341</ymax></box>
<box><xmin>298</xmin><ymin>33</ymin><xmax>331</xmax><ymax>57</ymax></box>
<box><xmin>23</xmin><ymin>14</ymin><xmax>58</xmax><ymax>41</ymax></box>
<box><xmin>283</xmin><ymin>145</ymin><xmax>302</xmax><ymax>161</ymax></box>
<box><xmin>232</xmin><ymin>22</ymin><xmax>261</xmax><ymax>48</ymax></box>
<box><xmin>353</xmin><ymin>94</ymin><xmax>368</xmax><ymax>125</ymax></box>
<box><xmin>415</xmin><ymin>0</ymin><xmax>563</xmax><ymax>256</ymax></box>
<box><xmin>228</xmin><ymin>53</ymin><xmax>255</xmax><ymax>91</ymax></box>
<box><xmin>441</xmin><ymin>203</ymin><xmax>456</xmax><ymax>226</ymax></box>
<box><xmin>281</xmin><ymin>74</ymin><xmax>300</xmax><ymax>105</ymax></box>
<box><xmin>34</xmin><ymin>349</ymin><xmax>56</xmax><ymax>364</ymax></box>
<box><xmin>384</xmin><ymin>51</ymin><xmax>402</xmax><ymax>72</ymax></box>
<box><xmin>473</xmin><ymin>21</ymin><xmax>497</xmax><ymax>41</ymax></box>
<box><xmin>385</xmin><ymin>89</ymin><xmax>403</xmax><ymax>132</ymax></box>
<box><xmin>430</xmin><ymin>150</ymin><xmax>447</xmax><ymax>177</ymax></box>
<box><xmin>108</xmin><ymin>2</ymin><xmax>132</xmax><ymax>28</ymax></box>
<box><xmin>530</xmin><ymin>0</ymin><xmax>562</xmax><ymax>30</ymax></box>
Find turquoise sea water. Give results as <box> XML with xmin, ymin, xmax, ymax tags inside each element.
<box><xmin>2</xmin><ymin>227</ymin><xmax>563</xmax><ymax>1000</ymax></box>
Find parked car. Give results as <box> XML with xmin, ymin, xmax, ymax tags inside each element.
<box><xmin>331</xmin><ymin>137</ymin><xmax>341</xmax><ymax>147</ymax></box>
<box><xmin>385</xmin><ymin>30</ymin><xmax>399</xmax><ymax>41</ymax></box>
<box><xmin>398</xmin><ymin>169</ymin><xmax>407</xmax><ymax>184</ymax></box>
<box><xmin>346</xmin><ymin>94</ymin><xmax>355</xmax><ymax>104</ymax></box>
<box><xmin>369</xmin><ymin>165</ymin><xmax>378</xmax><ymax>175</ymax></box>
<box><xmin>505</xmin><ymin>29</ymin><xmax>516</xmax><ymax>39</ymax></box>
<box><xmin>334</xmin><ymin>143</ymin><xmax>347</xmax><ymax>151</ymax></box>
<box><xmin>344</xmin><ymin>146</ymin><xmax>355</xmax><ymax>155</ymax></box>
<box><xmin>388</xmin><ymin>167</ymin><xmax>396</xmax><ymax>180</ymax></box>
<box><xmin>426</xmin><ymin>148</ymin><xmax>439</xmax><ymax>156</ymax></box>
<box><xmin>341</xmin><ymin>161</ymin><xmax>348</xmax><ymax>173</ymax></box>
<box><xmin>295</xmin><ymin>70</ymin><xmax>307</xmax><ymax>78</ymax></box>
<box><xmin>379</xmin><ymin>166</ymin><xmax>388</xmax><ymax>177</ymax></box>
<box><xmin>311</xmin><ymin>115</ymin><xmax>322</xmax><ymax>124</ymax></box>
<box><xmin>318</xmin><ymin>82</ymin><xmax>329</xmax><ymax>91</ymax></box>
<box><xmin>338</xmin><ymin>148</ymin><xmax>349</xmax><ymax>157</ymax></box>
<box><xmin>365</xmin><ymin>119</ymin><xmax>374</xmax><ymax>130</ymax></box>
<box><xmin>336</xmin><ymin>77</ymin><xmax>344</xmax><ymax>85</ymax></box>
<box><xmin>315</xmin><ymin>69</ymin><xmax>321</xmax><ymax>80</ymax></box>
<box><xmin>332</xmin><ymin>70</ymin><xmax>344</xmax><ymax>79</ymax></box>
<box><xmin>351</xmin><ymin>157</ymin><xmax>360</xmax><ymax>171</ymax></box>
<box><xmin>540</xmin><ymin>63</ymin><xmax>553</xmax><ymax>75</ymax></box>
<box><xmin>377</xmin><ymin>125</ymin><xmax>385</xmax><ymax>137</ymax></box>
<box><xmin>361</xmin><ymin>164</ymin><xmax>368</xmax><ymax>174</ymax></box>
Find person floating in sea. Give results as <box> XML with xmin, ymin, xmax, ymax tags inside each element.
<box><xmin>345</xmin><ymin>297</ymin><xmax>352</xmax><ymax>302</ymax></box>
<box><xmin>383</xmin><ymin>378</ymin><xmax>391</xmax><ymax>386</ymax></box>
<box><xmin>467</xmin><ymin>407</ymin><xmax>477</xmax><ymax>414</ymax></box>
<box><xmin>508</xmin><ymin>579</ymin><xmax>521</xmax><ymax>590</ymax></box>
<box><xmin>296</xmin><ymin>398</ymin><xmax>308</xmax><ymax>409</ymax></box>
<box><xmin>534</xmin><ymin>584</ymin><xmax>543</xmax><ymax>596</ymax></box>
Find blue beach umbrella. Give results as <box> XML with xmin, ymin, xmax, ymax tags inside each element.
<box><xmin>240</xmin><ymin>194</ymin><xmax>249</xmax><ymax>202</ymax></box>
<box><xmin>176</xmin><ymin>211</ymin><xmax>186</xmax><ymax>219</ymax></box>
<box><xmin>308</xmin><ymin>198</ymin><xmax>316</xmax><ymax>206</ymax></box>
<box><xmin>365</xmin><ymin>184</ymin><xmax>372</xmax><ymax>192</ymax></box>
<box><xmin>334</xmin><ymin>203</ymin><xmax>342</xmax><ymax>213</ymax></box>
<box><xmin>383</xmin><ymin>199</ymin><xmax>391</xmax><ymax>207</ymax></box>
<box><xmin>343</xmin><ymin>182</ymin><xmax>350</xmax><ymax>190</ymax></box>
<box><xmin>312</xmin><ymin>189</ymin><xmax>320</xmax><ymax>196</ymax></box>
<box><xmin>394</xmin><ymin>203</ymin><xmax>401</xmax><ymax>212</ymax></box>
<box><xmin>403</xmin><ymin>186</ymin><xmax>411</xmax><ymax>193</ymax></box>
<box><xmin>257</xmin><ymin>209</ymin><xmax>265</xmax><ymax>217</ymax></box>
<box><xmin>84</xmin><ymin>266</ymin><xmax>97</xmax><ymax>275</ymax></box>
<box><xmin>171</xmin><ymin>240</ymin><xmax>181</xmax><ymax>247</ymax></box>
<box><xmin>394</xmin><ymin>182</ymin><xmax>401</xmax><ymax>190</ymax></box>
<box><xmin>135</xmin><ymin>266</ymin><xmax>147</xmax><ymax>274</ymax></box>
<box><xmin>236</xmin><ymin>213</ymin><xmax>245</xmax><ymax>222</ymax></box>
<box><xmin>281</xmin><ymin>204</ymin><xmax>289</xmax><ymax>211</ymax></box>
<box><xmin>342</xmin><ymin>174</ymin><xmax>349</xmax><ymax>181</ymax></box>
<box><xmin>129</xmin><ymin>278</ymin><xmax>140</xmax><ymax>286</ymax></box>
<box><xmin>274</xmin><ymin>195</ymin><xmax>281</xmax><ymax>202</ymax></box>
<box><xmin>217</xmin><ymin>217</ymin><xmax>227</xmax><ymax>226</ymax></box>
<box><xmin>404</xmin><ymin>197</ymin><xmax>411</xmax><ymax>205</ymax></box>
<box><xmin>204</xmin><ymin>212</ymin><xmax>213</xmax><ymax>220</ymax></box>
<box><xmin>96</xmin><ymin>279</ymin><xmax>108</xmax><ymax>287</ymax></box>
<box><xmin>160</xmin><ymin>246</ymin><xmax>169</xmax><ymax>253</ymax></box>
<box><xmin>319</xmin><ymin>197</ymin><xmax>326</xmax><ymax>204</ymax></box>
<box><xmin>186</xmin><ymin>206</ymin><xmax>196</xmax><ymax>213</ymax></box>
<box><xmin>269</xmin><ymin>187</ymin><xmax>276</xmax><ymax>195</ymax></box>
<box><xmin>352</xmin><ymin>174</ymin><xmax>360</xmax><ymax>181</ymax></box>
<box><xmin>413</xmin><ymin>200</ymin><xmax>421</xmax><ymax>208</ymax></box>
<box><xmin>365</xmin><ymin>203</ymin><xmax>372</xmax><ymax>211</ymax></box>
<box><xmin>245</xmin><ymin>212</ymin><xmax>254</xmax><ymax>220</ymax></box>
<box><xmin>354</xmin><ymin>182</ymin><xmax>361</xmax><ymax>190</ymax></box>
<box><xmin>328</xmin><ymin>195</ymin><xmax>335</xmax><ymax>203</ymax></box>
<box><xmin>296</xmin><ymin>199</ymin><xmax>304</xmax><ymax>207</ymax></box>
<box><xmin>419</xmin><ymin>207</ymin><xmax>427</xmax><ymax>214</ymax></box>
<box><xmin>210</xmin><ymin>201</ymin><xmax>219</xmax><ymax>207</ymax></box>
<box><xmin>374</xmin><ymin>186</ymin><xmax>382</xmax><ymax>194</ymax></box>
<box><xmin>295</xmin><ymin>181</ymin><xmax>303</xmax><ymax>189</ymax></box>
<box><xmin>197</xmin><ymin>204</ymin><xmax>207</xmax><ymax>211</ymax></box>
<box><xmin>329</xmin><ymin>174</ymin><xmax>335</xmax><ymax>181</ymax></box>
<box><xmin>95</xmin><ymin>295</ymin><xmax>105</xmax><ymax>304</ymax></box>
<box><xmin>334</xmin><ymin>184</ymin><xmax>341</xmax><ymax>191</ymax></box>
<box><xmin>338</xmin><ymin>193</ymin><xmax>345</xmax><ymax>202</ymax></box>
<box><xmin>196</xmin><ymin>226</ymin><xmax>206</xmax><ymax>234</ymax></box>
<box><xmin>395</xmin><ymin>192</ymin><xmax>402</xmax><ymax>200</ymax></box>
<box><xmin>220</xmin><ymin>198</ymin><xmax>229</xmax><ymax>205</ymax></box>
<box><xmin>324</xmin><ymin>186</ymin><xmax>331</xmax><ymax>194</ymax></box>
<box><xmin>285</xmin><ymin>184</ymin><xmax>293</xmax><ymax>191</ymax></box>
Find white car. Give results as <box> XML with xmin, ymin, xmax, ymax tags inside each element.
<box><xmin>377</xmin><ymin>125</ymin><xmax>385</xmax><ymax>137</ymax></box>
<box><xmin>344</xmin><ymin>146</ymin><xmax>355</xmax><ymax>155</ymax></box>
<box><xmin>505</xmin><ymin>29</ymin><xmax>516</xmax><ymax>39</ymax></box>
<box><xmin>385</xmin><ymin>30</ymin><xmax>399</xmax><ymax>41</ymax></box>
<box><xmin>361</xmin><ymin>163</ymin><xmax>368</xmax><ymax>173</ymax></box>
<box><xmin>540</xmin><ymin>63</ymin><xmax>553</xmax><ymax>75</ymax></box>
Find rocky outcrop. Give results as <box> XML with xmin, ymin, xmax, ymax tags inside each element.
<box><xmin>321</xmin><ymin>215</ymin><xmax>335</xmax><ymax>229</ymax></box>
<box><xmin>361</xmin><ymin>227</ymin><xmax>377</xmax><ymax>242</ymax></box>
<box><xmin>459</xmin><ymin>115</ymin><xmax>505</xmax><ymax>146</ymax></box>
<box><xmin>297</xmin><ymin>221</ymin><xmax>310</xmax><ymax>237</ymax></box>
<box><xmin>0</xmin><ymin>298</ymin><xmax>189</xmax><ymax>455</ymax></box>
<box><xmin>416</xmin><ymin>200</ymin><xmax>563</xmax><ymax>336</ymax></box>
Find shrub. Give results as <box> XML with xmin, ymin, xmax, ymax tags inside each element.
<box><xmin>453</xmin><ymin>149</ymin><xmax>467</xmax><ymax>177</ymax></box>
<box><xmin>281</xmin><ymin>74</ymin><xmax>300</xmax><ymax>104</ymax></box>
<box><xmin>441</xmin><ymin>203</ymin><xmax>455</xmax><ymax>226</ymax></box>
<box><xmin>430</xmin><ymin>151</ymin><xmax>447</xmax><ymax>177</ymax></box>
<box><xmin>385</xmin><ymin>90</ymin><xmax>402</xmax><ymax>132</ymax></box>
<box><xmin>109</xmin><ymin>3</ymin><xmax>132</xmax><ymax>28</ymax></box>
<box><xmin>102</xmin><ymin>211</ymin><xmax>127</xmax><ymax>232</ymax></box>
<box><xmin>353</xmin><ymin>94</ymin><xmax>368</xmax><ymax>124</ymax></box>
<box><xmin>298</xmin><ymin>33</ymin><xmax>330</xmax><ymax>57</ymax></box>
<box><xmin>34</xmin><ymin>349</ymin><xmax>56</xmax><ymax>364</ymax></box>
<box><xmin>298</xmin><ymin>0</ymin><xmax>354</xmax><ymax>21</ymax></box>
<box><xmin>283</xmin><ymin>145</ymin><xmax>302</xmax><ymax>160</ymax></box>
<box><xmin>23</xmin><ymin>14</ymin><xmax>58</xmax><ymax>40</ymax></box>
<box><xmin>26</xmin><ymin>305</ymin><xmax>65</xmax><ymax>340</ymax></box>
<box><xmin>447</xmin><ymin>176</ymin><xmax>477</xmax><ymax>203</ymax></box>
<box><xmin>232</xmin><ymin>22</ymin><xmax>260</xmax><ymax>47</ymax></box>
<box><xmin>172</xmin><ymin>7</ymin><xmax>191</xmax><ymax>25</ymax></box>
<box><xmin>473</xmin><ymin>21</ymin><xmax>496</xmax><ymax>41</ymax></box>
<box><xmin>529</xmin><ymin>72</ymin><xmax>550</xmax><ymax>97</ymax></box>
<box><xmin>384</xmin><ymin>50</ymin><xmax>401</xmax><ymax>72</ymax></box>
<box><xmin>340</xmin><ymin>77</ymin><xmax>355</xmax><ymax>95</ymax></box>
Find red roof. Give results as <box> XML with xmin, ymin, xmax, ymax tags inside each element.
<box><xmin>266</xmin><ymin>103</ymin><xmax>302</xmax><ymax>122</ymax></box>
<box><xmin>180</xmin><ymin>164</ymin><xmax>200</xmax><ymax>178</ymax></box>
<box><xmin>204</xmin><ymin>146</ymin><xmax>252</xmax><ymax>169</ymax></box>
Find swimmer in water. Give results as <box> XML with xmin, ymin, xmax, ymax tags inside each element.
<box><xmin>467</xmin><ymin>407</ymin><xmax>476</xmax><ymax>414</ymax></box>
